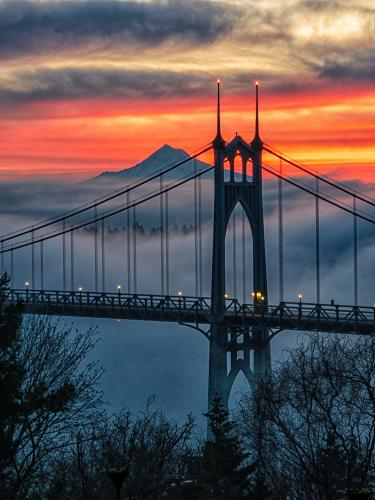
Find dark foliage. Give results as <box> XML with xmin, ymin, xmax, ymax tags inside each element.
<box><xmin>171</xmin><ymin>395</ymin><xmax>257</xmax><ymax>500</ymax></box>
<box><xmin>239</xmin><ymin>334</ymin><xmax>375</xmax><ymax>499</ymax></box>
<box><xmin>44</xmin><ymin>399</ymin><xmax>195</xmax><ymax>499</ymax></box>
<box><xmin>0</xmin><ymin>274</ymin><xmax>103</xmax><ymax>499</ymax></box>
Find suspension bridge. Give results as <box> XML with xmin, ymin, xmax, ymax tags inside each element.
<box><xmin>1</xmin><ymin>81</ymin><xmax>374</xmax><ymax>410</ymax></box>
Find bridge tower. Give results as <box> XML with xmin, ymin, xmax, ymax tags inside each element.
<box><xmin>208</xmin><ymin>80</ymin><xmax>271</xmax><ymax>411</ymax></box>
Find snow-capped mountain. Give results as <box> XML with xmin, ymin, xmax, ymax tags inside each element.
<box><xmin>90</xmin><ymin>144</ymin><xmax>211</xmax><ymax>183</ymax></box>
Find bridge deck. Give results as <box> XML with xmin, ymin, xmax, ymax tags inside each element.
<box><xmin>5</xmin><ymin>289</ymin><xmax>375</xmax><ymax>336</ymax></box>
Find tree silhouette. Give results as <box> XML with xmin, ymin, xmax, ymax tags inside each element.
<box><xmin>0</xmin><ymin>273</ymin><xmax>103</xmax><ymax>499</ymax></box>
<box><xmin>198</xmin><ymin>394</ymin><xmax>255</xmax><ymax>499</ymax></box>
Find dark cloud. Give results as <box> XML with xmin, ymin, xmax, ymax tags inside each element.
<box><xmin>0</xmin><ymin>0</ymin><xmax>236</xmax><ymax>60</ymax></box>
<box><xmin>0</xmin><ymin>66</ymin><xmax>334</xmax><ymax>109</ymax></box>
<box><xmin>319</xmin><ymin>51</ymin><xmax>375</xmax><ymax>82</ymax></box>
<box><xmin>0</xmin><ymin>67</ymin><xmax>216</xmax><ymax>104</ymax></box>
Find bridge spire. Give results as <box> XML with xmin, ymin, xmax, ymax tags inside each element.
<box><xmin>213</xmin><ymin>79</ymin><xmax>225</xmax><ymax>149</ymax></box>
<box><xmin>251</xmin><ymin>80</ymin><xmax>263</xmax><ymax>149</ymax></box>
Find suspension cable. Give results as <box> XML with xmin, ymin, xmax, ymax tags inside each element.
<box><xmin>70</xmin><ymin>229</ymin><xmax>74</xmax><ymax>291</ymax></box>
<box><xmin>278</xmin><ymin>158</ymin><xmax>284</xmax><ymax>302</ymax></box>
<box><xmin>198</xmin><ymin>173</ymin><xmax>203</xmax><ymax>296</ymax></box>
<box><xmin>0</xmin><ymin>146</ymin><xmax>212</xmax><ymax>244</ymax></box>
<box><xmin>0</xmin><ymin>165</ymin><xmax>214</xmax><ymax>255</ymax></box>
<box><xmin>62</xmin><ymin>219</ymin><xmax>66</xmax><ymax>291</ymax></box>
<box><xmin>353</xmin><ymin>197</ymin><xmax>358</xmax><ymax>306</ymax></box>
<box><xmin>40</xmin><ymin>240</ymin><xmax>44</xmax><ymax>290</ymax></box>
<box><xmin>94</xmin><ymin>206</ymin><xmax>98</xmax><ymax>292</ymax></box>
<box><xmin>165</xmin><ymin>189</ymin><xmax>170</xmax><ymax>295</ymax></box>
<box><xmin>10</xmin><ymin>248</ymin><xmax>14</xmax><ymax>288</ymax></box>
<box><xmin>264</xmin><ymin>145</ymin><xmax>375</xmax><ymax>207</ymax></box>
<box><xmin>31</xmin><ymin>229</ymin><xmax>35</xmax><ymax>289</ymax></box>
<box><xmin>133</xmin><ymin>206</ymin><xmax>137</xmax><ymax>294</ymax></box>
<box><xmin>1</xmin><ymin>240</ymin><xmax>3</xmax><ymax>274</ymax></box>
<box><xmin>242</xmin><ymin>210</ymin><xmax>246</xmax><ymax>304</ymax></box>
<box><xmin>265</xmin><ymin>158</ymin><xmax>374</xmax><ymax>221</ymax></box>
<box><xmin>127</xmin><ymin>191</ymin><xmax>131</xmax><ymax>294</ymax></box>
<box><xmin>160</xmin><ymin>173</ymin><xmax>165</xmax><ymax>295</ymax></box>
<box><xmin>194</xmin><ymin>159</ymin><xmax>198</xmax><ymax>297</ymax></box>
<box><xmin>316</xmin><ymin>177</ymin><xmax>320</xmax><ymax>304</ymax></box>
<box><xmin>262</xmin><ymin>163</ymin><xmax>375</xmax><ymax>224</ymax></box>
<box><xmin>123</xmin><ymin>196</ymin><xmax>127</xmax><ymax>292</ymax></box>
<box><xmin>101</xmin><ymin>218</ymin><xmax>105</xmax><ymax>292</ymax></box>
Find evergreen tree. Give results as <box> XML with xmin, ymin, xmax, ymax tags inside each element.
<box><xmin>198</xmin><ymin>395</ymin><xmax>255</xmax><ymax>499</ymax></box>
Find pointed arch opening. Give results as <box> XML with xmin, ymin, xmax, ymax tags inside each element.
<box><xmin>225</xmin><ymin>202</ymin><xmax>253</xmax><ymax>303</ymax></box>
<box><xmin>246</xmin><ymin>157</ymin><xmax>254</xmax><ymax>180</ymax></box>
<box><xmin>228</xmin><ymin>369</ymin><xmax>253</xmax><ymax>412</ymax></box>
<box><xmin>234</xmin><ymin>151</ymin><xmax>243</xmax><ymax>182</ymax></box>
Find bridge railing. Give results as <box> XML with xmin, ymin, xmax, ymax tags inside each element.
<box><xmin>4</xmin><ymin>290</ymin><xmax>375</xmax><ymax>334</ymax></box>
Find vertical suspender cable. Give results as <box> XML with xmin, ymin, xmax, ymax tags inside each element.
<box><xmin>101</xmin><ymin>218</ymin><xmax>105</xmax><ymax>292</ymax></box>
<box><xmin>31</xmin><ymin>229</ymin><xmax>35</xmax><ymax>290</ymax></box>
<box><xmin>316</xmin><ymin>177</ymin><xmax>320</xmax><ymax>304</ymax></box>
<box><xmin>40</xmin><ymin>240</ymin><xmax>44</xmax><ymax>290</ymax></box>
<box><xmin>94</xmin><ymin>206</ymin><xmax>98</xmax><ymax>292</ymax></box>
<box><xmin>165</xmin><ymin>190</ymin><xmax>170</xmax><ymax>295</ymax></box>
<box><xmin>133</xmin><ymin>206</ymin><xmax>137</xmax><ymax>293</ymax></box>
<box><xmin>194</xmin><ymin>160</ymin><xmax>198</xmax><ymax>297</ymax></box>
<box><xmin>198</xmin><ymin>173</ymin><xmax>203</xmax><ymax>296</ymax></box>
<box><xmin>242</xmin><ymin>211</ymin><xmax>246</xmax><ymax>303</ymax></box>
<box><xmin>1</xmin><ymin>240</ymin><xmax>3</xmax><ymax>275</ymax></box>
<box><xmin>353</xmin><ymin>196</ymin><xmax>358</xmax><ymax>306</ymax></box>
<box><xmin>70</xmin><ymin>229</ymin><xmax>74</xmax><ymax>291</ymax></box>
<box><xmin>127</xmin><ymin>191</ymin><xmax>131</xmax><ymax>294</ymax></box>
<box><xmin>160</xmin><ymin>173</ymin><xmax>165</xmax><ymax>295</ymax></box>
<box><xmin>233</xmin><ymin>213</ymin><xmax>237</xmax><ymax>299</ymax></box>
<box><xmin>123</xmin><ymin>199</ymin><xmax>127</xmax><ymax>291</ymax></box>
<box><xmin>63</xmin><ymin>219</ymin><xmax>66</xmax><ymax>291</ymax></box>
<box><xmin>278</xmin><ymin>159</ymin><xmax>284</xmax><ymax>302</ymax></box>
<box><xmin>10</xmin><ymin>248</ymin><xmax>13</xmax><ymax>288</ymax></box>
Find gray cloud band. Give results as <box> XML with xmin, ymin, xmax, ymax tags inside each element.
<box><xmin>0</xmin><ymin>0</ymin><xmax>236</xmax><ymax>60</ymax></box>
<box><xmin>0</xmin><ymin>65</ymin><xmax>368</xmax><ymax>109</ymax></box>
<box><xmin>0</xmin><ymin>0</ymin><xmax>372</xmax><ymax>106</ymax></box>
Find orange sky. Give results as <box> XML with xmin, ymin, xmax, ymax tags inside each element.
<box><xmin>0</xmin><ymin>0</ymin><xmax>373</xmax><ymax>182</ymax></box>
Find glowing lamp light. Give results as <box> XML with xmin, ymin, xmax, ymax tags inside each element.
<box><xmin>78</xmin><ymin>287</ymin><xmax>83</xmax><ymax>292</ymax></box>
<box><xmin>117</xmin><ymin>285</ymin><xmax>122</xmax><ymax>291</ymax></box>
<box><xmin>177</xmin><ymin>291</ymin><xmax>183</xmax><ymax>297</ymax></box>
<box><xmin>224</xmin><ymin>293</ymin><xmax>228</xmax><ymax>299</ymax></box>
<box><xmin>251</xmin><ymin>292</ymin><xmax>255</xmax><ymax>297</ymax></box>
<box><xmin>256</xmin><ymin>292</ymin><xmax>262</xmax><ymax>298</ymax></box>
<box><xmin>298</xmin><ymin>294</ymin><xmax>303</xmax><ymax>299</ymax></box>
<box><xmin>255</xmin><ymin>80</ymin><xmax>259</xmax><ymax>86</ymax></box>
<box><xmin>24</xmin><ymin>281</ymin><xmax>29</xmax><ymax>288</ymax></box>
<box><xmin>217</xmin><ymin>78</ymin><xmax>221</xmax><ymax>84</ymax></box>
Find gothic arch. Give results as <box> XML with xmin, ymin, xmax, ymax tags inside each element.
<box><xmin>224</xmin><ymin>197</ymin><xmax>255</xmax><ymax>236</ymax></box>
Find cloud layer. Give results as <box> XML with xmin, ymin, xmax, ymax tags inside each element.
<box><xmin>0</xmin><ymin>0</ymin><xmax>236</xmax><ymax>60</ymax></box>
<box><xmin>0</xmin><ymin>0</ymin><xmax>373</xmax><ymax>179</ymax></box>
